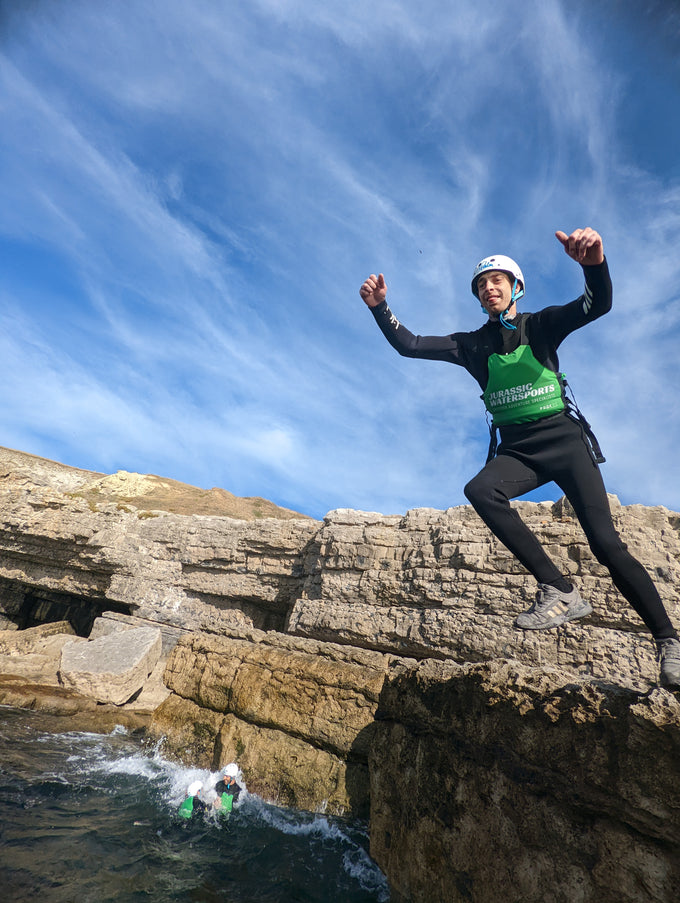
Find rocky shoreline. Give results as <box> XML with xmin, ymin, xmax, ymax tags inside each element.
<box><xmin>1</xmin><ymin>445</ymin><xmax>679</xmax><ymax>902</ymax></box>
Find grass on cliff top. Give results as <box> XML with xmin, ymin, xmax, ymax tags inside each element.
<box><xmin>72</xmin><ymin>478</ymin><xmax>312</xmax><ymax>520</ymax></box>
<box><xmin>1</xmin><ymin>446</ymin><xmax>313</xmax><ymax>521</ymax></box>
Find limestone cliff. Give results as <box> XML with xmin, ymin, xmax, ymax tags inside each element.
<box><xmin>0</xmin><ymin>445</ymin><xmax>679</xmax><ymax>902</ymax></box>
<box><xmin>370</xmin><ymin>659</ymin><xmax>680</xmax><ymax>902</ymax></box>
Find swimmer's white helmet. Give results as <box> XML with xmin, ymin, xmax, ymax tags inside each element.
<box><xmin>471</xmin><ymin>255</ymin><xmax>525</xmax><ymax>299</ymax></box>
<box><xmin>223</xmin><ymin>763</ymin><xmax>239</xmax><ymax>778</ymax></box>
<box><xmin>188</xmin><ymin>780</ymin><xmax>203</xmax><ymax>796</ymax></box>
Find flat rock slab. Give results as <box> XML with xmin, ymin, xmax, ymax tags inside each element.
<box><xmin>60</xmin><ymin>626</ymin><xmax>162</xmax><ymax>705</ymax></box>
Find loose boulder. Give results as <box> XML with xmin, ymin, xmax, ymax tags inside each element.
<box><xmin>60</xmin><ymin>626</ymin><xmax>162</xmax><ymax>705</ymax></box>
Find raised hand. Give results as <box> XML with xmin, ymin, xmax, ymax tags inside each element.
<box><xmin>555</xmin><ymin>228</ymin><xmax>604</xmax><ymax>266</ymax></box>
<box><xmin>359</xmin><ymin>273</ymin><xmax>387</xmax><ymax>308</ymax></box>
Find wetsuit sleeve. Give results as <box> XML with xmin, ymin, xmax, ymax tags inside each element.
<box><xmin>370</xmin><ymin>300</ymin><xmax>468</xmax><ymax>365</ymax></box>
<box><xmin>532</xmin><ymin>259</ymin><xmax>612</xmax><ymax>345</ymax></box>
<box><xmin>580</xmin><ymin>259</ymin><xmax>612</xmax><ymax>319</ymax></box>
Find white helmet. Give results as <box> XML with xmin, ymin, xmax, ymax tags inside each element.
<box><xmin>187</xmin><ymin>780</ymin><xmax>203</xmax><ymax>796</ymax></box>
<box><xmin>471</xmin><ymin>255</ymin><xmax>525</xmax><ymax>299</ymax></box>
<box><xmin>223</xmin><ymin>763</ymin><xmax>239</xmax><ymax>778</ymax></box>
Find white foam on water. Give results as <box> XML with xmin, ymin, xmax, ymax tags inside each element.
<box><xmin>343</xmin><ymin>846</ymin><xmax>391</xmax><ymax>901</ymax></box>
<box><xmin>247</xmin><ymin>795</ymin><xmax>388</xmax><ymax>897</ymax></box>
<box><xmin>21</xmin><ymin>718</ymin><xmax>389</xmax><ymax>898</ymax></box>
<box><xmin>250</xmin><ymin>796</ymin><xmax>347</xmax><ymax>840</ymax></box>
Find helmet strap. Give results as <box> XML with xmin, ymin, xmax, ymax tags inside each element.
<box><xmin>499</xmin><ymin>308</ymin><xmax>517</xmax><ymax>330</ymax></box>
<box><xmin>499</xmin><ymin>278</ymin><xmax>521</xmax><ymax>330</ymax></box>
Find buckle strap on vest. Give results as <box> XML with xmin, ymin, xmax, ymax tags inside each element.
<box><xmin>486</xmin><ymin>412</ymin><xmax>498</xmax><ymax>463</ymax></box>
<box><xmin>484</xmin><ymin>381</ymin><xmax>606</xmax><ymax>466</ymax></box>
<box><xmin>562</xmin><ymin>382</ymin><xmax>606</xmax><ymax>464</ymax></box>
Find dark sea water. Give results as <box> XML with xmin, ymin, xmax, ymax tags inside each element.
<box><xmin>0</xmin><ymin>706</ymin><xmax>390</xmax><ymax>903</ymax></box>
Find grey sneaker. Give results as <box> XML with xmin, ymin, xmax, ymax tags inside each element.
<box><xmin>657</xmin><ymin>638</ymin><xmax>680</xmax><ymax>690</ymax></box>
<box><xmin>515</xmin><ymin>583</ymin><xmax>592</xmax><ymax>630</ymax></box>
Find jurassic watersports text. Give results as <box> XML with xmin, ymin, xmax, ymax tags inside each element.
<box><xmin>486</xmin><ymin>382</ymin><xmax>558</xmax><ymax>410</ymax></box>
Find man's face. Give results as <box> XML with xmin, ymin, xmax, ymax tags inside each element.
<box><xmin>476</xmin><ymin>271</ymin><xmax>514</xmax><ymax>317</ymax></box>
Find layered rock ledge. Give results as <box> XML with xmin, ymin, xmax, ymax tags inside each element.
<box><xmin>0</xmin><ymin>446</ymin><xmax>679</xmax><ymax>902</ymax></box>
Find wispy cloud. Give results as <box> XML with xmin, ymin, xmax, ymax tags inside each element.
<box><xmin>0</xmin><ymin>0</ymin><xmax>678</xmax><ymax>517</ymax></box>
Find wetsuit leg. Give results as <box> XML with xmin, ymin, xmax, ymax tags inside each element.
<box><xmin>466</xmin><ymin>414</ymin><xmax>677</xmax><ymax>641</ymax></box>
<box><xmin>464</xmin><ymin>454</ymin><xmax>564</xmax><ymax>585</ymax></box>
<box><xmin>552</xmin><ymin>429</ymin><xmax>677</xmax><ymax>641</ymax></box>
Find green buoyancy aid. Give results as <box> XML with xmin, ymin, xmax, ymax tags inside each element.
<box><xmin>482</xmin><ymin>343</ymin><xmax>565</xmax><ymax>426</ymax></box>
<box><xmin>178</xmin><ymin>797</ymin><xmax>194</xmax><ymax>818</ymax></box>
<box><xmin>221</xmin><ymin>792</ymin><xmax>234</xmax><ymax>812</ymax></box>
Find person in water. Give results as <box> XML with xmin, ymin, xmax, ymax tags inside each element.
<box><xmin>359</xmin><ymin>227</ymin><xmax>680</xmax><ymax>689</ymax></box>
<box><xmin>178</xmin><ymin>780</ymin><xmax>207</xmax><ymax>820</ymax></box>
<box><xmin>213</xmin><ymin>762</ymin><xmax>242</xmax><ymax>812</ymax></box>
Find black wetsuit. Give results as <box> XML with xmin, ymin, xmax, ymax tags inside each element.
<box><xmin>179</xmin><ymin>794</ymin><xmax>207</xmax><ymax>820</ymax></box>
<box><xmin>370</xmin><ymin>260</ymin><xmax>676</xmax><ymax>641</ymax></box>
<box><xmin>215</xmin><ymin>778</ymin><xmax>241</xmax><ymax>803</ymax></box>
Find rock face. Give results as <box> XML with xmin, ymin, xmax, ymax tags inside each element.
<box><xmin>370</xmin><ymin>659</ymin><xmax>680</xmax><ymax>903</ymax></box>
<box><xmin>0</xmin><ymin>446</ymin><xmax>317</xmax><ymax>635</ymax></box>
<box><xmin>150</xmin><ymin>631</ymin><xmax>391</xmax><ymax>814</ymax></box>
<box><xmin>0</xmin><ymin>445</ymin><xmax>679</xmax><ymax>901</ymax></box>
<box><xmin>0</xmin><ymin>621</ymin><xmax>76</xmax><ymax>685</ymax></box>
<box><xmin>289</xmin><ymin>502</ymin><xmax>679</xmax><ymax>688</ymax></box>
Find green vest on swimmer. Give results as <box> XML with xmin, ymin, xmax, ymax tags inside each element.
<box><xmin>482</xmin><ymin>344</ymin><xmax>565</xmax><ymax>426</ymax></box>
<box><xmin>178</xmin><ymin>797</ymin><xmax>194</xmax><ymax>818</ymax></box>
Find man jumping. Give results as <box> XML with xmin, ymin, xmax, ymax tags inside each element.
<box><xmin>360</xmin><ymin>227</ymin><xmax>680</xmax><ymax>688</ymax></box>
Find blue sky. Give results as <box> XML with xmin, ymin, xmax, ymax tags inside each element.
<box><xmin>0</xmin><ymin>0</ymin><xmax>679</xmax><ymax>519</ymax></box>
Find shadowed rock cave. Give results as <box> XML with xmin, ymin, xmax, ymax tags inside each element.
<box><xmin>9</xmin><ymin>584</ymin><xmax>130</xmax><ymax>638</ymax></box>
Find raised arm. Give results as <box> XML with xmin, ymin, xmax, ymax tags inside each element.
<box><xmin>554</xmin><ymin>227</ymin><xmax>611</xmax><ymax>320</ymax></box>
<box><xmin>532</xmin><ymin>228</ymin><xmax>612</xmax><ymax>343</ymax></box>
<box><xmin>359</xmin><ymin>271</ymin><xmax>473</xmax><ymax>367</ymax></box>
